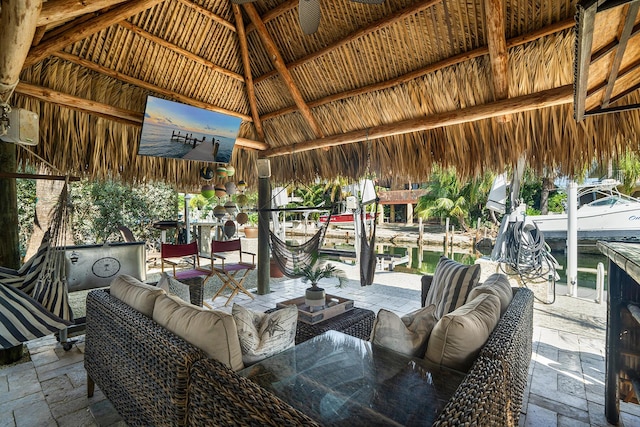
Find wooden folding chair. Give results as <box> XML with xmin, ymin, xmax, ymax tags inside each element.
<box><xmin>206</xmin><ymin>239</ymin><xmax>256</xmax><ymax>306</ymax></box>
<box><xmin>160</xmin><ymin>241</ymin><xmax>215</xmax><ymax>308</ymax></box>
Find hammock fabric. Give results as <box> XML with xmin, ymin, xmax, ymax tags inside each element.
<box><xmin>0</xmin><ymin>279</ymin><xmax>71</xmax><ymax>348</ymax></box>
<box><xmin>269</xmin><ymin>215</ymin><xmax>331</xmax><ymax>278</ymax></box>
<box><xmin>359</xmin><ymin>202</ymin><xmax>378</xmax><ymax>287</ymax></box>
<box><xmin>0</xmin><ymin>182</ymin><xmax>73</xmax><ymax>348</ymax></box>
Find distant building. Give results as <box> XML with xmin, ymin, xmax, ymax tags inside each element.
<box><xmin>377</xmin><ymin>189</ymin><xmax>428</xmax><ymax>225</ymax></box>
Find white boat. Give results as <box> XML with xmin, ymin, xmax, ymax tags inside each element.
<box><xmin>527</xmin><ymin>179</ymin><xmax>640</xmax><ymax>240</ymax></box>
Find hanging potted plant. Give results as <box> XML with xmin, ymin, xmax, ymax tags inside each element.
<box><xmin>299</xmin><ymin>262</ymin><xmax>348</xmax><ymax>311</ymax></box>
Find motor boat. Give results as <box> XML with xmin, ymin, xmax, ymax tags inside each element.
<box><xmin>526</xmin><ymin>179</ymin><xmax>640</xmax><ymax>241</ymax></box>
<box><xmin>319</xmin><ymin>211</ymin><xmax>376</xmax><ymax>224</ymax></box>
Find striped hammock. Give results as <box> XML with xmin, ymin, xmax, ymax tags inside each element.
<box><xmin>0</xmin><ymin>181</ymin><xmax>73</xmax><ymax>349</ymax></box>
<box><xmin>0</xmin><ymin>233</ymin><xmax>72</xmax><ymax>348</ymax></box>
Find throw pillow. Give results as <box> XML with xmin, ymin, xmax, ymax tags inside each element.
<box><xmin>424</xmin><ymin>256</ymin><xmax>481</xmax><ymax>319</ymax></box>
<box><xmin>467</xmin><ymin>273</ymin><xmax>513</xmax><ymax>316</ymax></box>
<box><xmin>110</xmin><ymin>274</ymin><xmax>165</xmax><ymax>317</ymax></box>
<box><xmin>157</xmin><ymin>272</ymin><xmax>191</xmax><ymax>304</ymax></box>
<box><xmin>153</xmin><ymin>294</ymin><xmax>244</xmax><ymax>371</ymax></box>
<box><xmin>232</xmin><ymin>304</ymin><xmax>298</xmax><ymax>365</ymax></box>
<box><xmin>370</xmin><ymin>305</ymin><xmax>438</xmax><ymax>357</ymax></box>
<box><xmin>425</xmin><ymin>293</ymin><xmax>501</xmax><ymax>372</ymax></box>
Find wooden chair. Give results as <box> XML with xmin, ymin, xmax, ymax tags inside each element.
<box><xmin>160</xmin><ymin>241</ymin><xmax>209</xmax><ymax>281</ymax></box>
<box><xmin>119</xmin><ymin>225</ymin><xmax>160</xmax><ymax>266</ymax></box>
<box><xmin>205</xmin><ymin>239</ymin><xmax>256</xmax><ymax>306</ymax></box>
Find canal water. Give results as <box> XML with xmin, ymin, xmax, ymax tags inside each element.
<box><xmin>322</xmin><ymin>240</ymin><xmax>609</xmax><ymax>290</ymax></box>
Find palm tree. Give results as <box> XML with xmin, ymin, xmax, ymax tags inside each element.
<box><xmin>416</xmin><ymin>168</ymin><xmax>471</xmax><ymax>231</ymax></box>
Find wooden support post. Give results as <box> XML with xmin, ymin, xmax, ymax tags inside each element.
<box><xmin>257</xmin><ymin>173</ymin><xmax>271</xmax><ymax>295</ymax></box>
<box><xmin>418</xmin><ymin>217</ymin><xmax>424</xmax><ymax>245</ymax></box>
<box><xmin>444</xmin><ymin>217</ymin><xmax>450</xmax><ymax>255</ymax></box>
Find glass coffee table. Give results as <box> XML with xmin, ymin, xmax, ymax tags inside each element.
<box><xmin>238</xmin><ymin>330</ymin><xmax>466</xmax><ymax>426</ymax></box>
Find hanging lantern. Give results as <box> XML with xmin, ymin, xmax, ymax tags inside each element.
<box><xmin>223</xmin><ymin>220</ymin><xmax>236</xmax><ymax>238</ymax></box>
<box><xmin>236</xmin><ymin>194</ymin><xmax>248</xmax><ymax>207</ymax></box>
<box><xmin>214</xmin><ymin>185</ymin><xmax>227</xmax><ymax>198</ymax></box>
<box><xmin>236</xmin><ymin>212</ymin><xmax>249</xmax><ymax>225</ymax></box>
<box><xmin>200</xmin><ymin>166</ymin><xmax>214</xmax><ymax>180</ymax></box>
<box><xmin>224</xmin><ymin>181</ymin><xmax>237</xmax><ymax>195</ymax></box>
<box><xmin>224</xmin><ymin>200</ymin><xmax>237</xmax><ymax>215</ymax></box>
<box><xmin>201</xmin><ymin>184</ymin><xmax>215</xmax><ymax>199</ymax></box>
<box><xmin>216</xmin><ymin>166</ymin><xmax>228</xmax><ymax>178</ymax></box>
<box><xmin>237</xmin><ymin>180</ymin><xmax>247</xmax><ymax>192</ymax></box>
<box><xmin>225</xmin><ymin>166</ymin><xmax>235</xmax><ymax>177</ymax></box>
<box><xmin>213</xmin><ymin>205</ymin><xmax>226</xmax><ymax>219</ymax></box>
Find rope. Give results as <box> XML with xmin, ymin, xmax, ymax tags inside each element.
<box><xmin>496</xmin><ymin>220</ymin><xmax>558</xmax><ymax>304</ymax></box>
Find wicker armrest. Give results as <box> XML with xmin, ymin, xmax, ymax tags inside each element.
<box><xmin>421</xmin><ymin>275</ymin><xmax>433</xmax><ymax>307</ymax></box>
<box><xmin>189</xmin><ymin>359</ymin><xmax>320</xmax><ymax>426</ymax></box>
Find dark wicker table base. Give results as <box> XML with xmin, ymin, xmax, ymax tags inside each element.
<box><xmin>267</xmin><ymin>306</ymin><xmax>376</xmax><ymax>344</ymax></box>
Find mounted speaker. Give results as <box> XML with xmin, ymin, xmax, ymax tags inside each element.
<box><xmin>0</xmin><ymin>108</ymin><xmax>39</xmax><ymax>146</ymax></box>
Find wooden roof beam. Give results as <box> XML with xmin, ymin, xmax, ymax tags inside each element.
<box><xmin>574</xmin><ymin>3</ymin><xmax>596</xmax><ymax>121</ymax></box>
<box><xmin>245</xmin><ymin>0</ymin><xmax>298</xmax><ymax>34</ymax></box>
<box><xmin>36</xmin><ymin>0</ymin><xmax>129</xmax><ymax>27</ymax></box>
<box><xmin>233</xmin><ymin>5</ymin><xmax>265</xmax><ymax>141</ymax></box>
<box><xmin>176</xmin><ymin>0</ymin><xmax>237</xmax><ymax>32</ymax></box>
<box><xmin>262</xmin><ymin>18</ymin><xmax>575</xmax><ymax>121</ymax></box>
<box><xmin>254</xmin><ymin>0</ymin><xmax>443</xmax><ymax>85</ymax></box>
<box><xmin>118</xmin><ymin>21</ymin><xmax>244</xmax><ymax>82</ymax></box>
<box><xmin>484</xmin><ymin>0</ymin><xmax>510</xmax><ymax>123</ymax></box>
<box><xmin>602</xmin><ymin>2</ymin><xmax>640</xmax><ymax>108</ymax></box>
<box><xmin>51</xmin><ymin>51</ymin><xmax>252</xmax><ymax>121</ymax></box>
<box><xmin>243</xmin><ymin>3</ymin><xmax>324</xmax><ymax>139</ymax></box>
<box><xmin>264</xmin><ymin>85</ymin><xmax>573</xmax><ymax>157</ymax></box>
<box><xmin>14</xmin><ymin>82</ymin><xmax>269</xmax><ymax>151</ymax></box>
<box><xmin>0</xmin><ymin>0</ymin><xmax>42</xmax><ymax>103</ymax></box>
<box><xmin>15</xmin><ymin>82</ymin><xmax>143</xmax><ymax>125</ymax></box>
<box><xmin>24</xmin><ymin>0</ymin><xmax>165</xmax><ymax>68</ymax></box>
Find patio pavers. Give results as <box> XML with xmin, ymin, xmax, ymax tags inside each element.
<box><xmin>1</xmin><ymin>266</ymin><xmax>639</xmax><ymax>426</ymax></box>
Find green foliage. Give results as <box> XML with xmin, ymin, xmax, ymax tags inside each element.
<box><xmin>299</xmin><ymin>262</ymin><xmax>348</xmax><ymax>290</ymax></box>
<box><xmin>16</xmin><ymin>178</ymin><xmax>36</xmax><ymax>257</ymax></box>
<box><xmin>70</xmin><ymin>180</ymin><xmax>178</xmax><ymax>244</ymax></box>
<box><xmin>548</xmin><ymin>192</ymin><xmax>566</xmax><ymax>213</ymax></box>
<box><xmin>617</xmin><ymin>150</ymin><xmax>640</xmax><ymax>194</ymax></box>
<box><xmin>416</xmin><ymin>166</ymin><xmax>495</xmax><ymax>231</ymax></box>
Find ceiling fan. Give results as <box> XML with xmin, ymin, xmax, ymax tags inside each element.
<box><xmin>231</xmin><ymin>0</ymin><xmax>385</xmax><ymax>35</ymax></box>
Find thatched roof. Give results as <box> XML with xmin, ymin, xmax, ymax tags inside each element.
<box><xmin>5</xmin><ymin>0</ymin><xmax>640</xmax><ymax>191</ymax></box>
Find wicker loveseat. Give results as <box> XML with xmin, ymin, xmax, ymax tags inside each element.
<box><xmin>84</xmin><ymin>276</ymin><xmax>533</xmax><ymax>426</ymax></box>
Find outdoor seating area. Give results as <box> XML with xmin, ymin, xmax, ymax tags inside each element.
<box><xmin>3</xmin><ymin>263</ymin><xmax>640</xmax><ymax>426</ymax></box>
<box><xmin>3</xmin><ymin>0</ymin><xmax>640</xmax><ymax>426</ymax></box>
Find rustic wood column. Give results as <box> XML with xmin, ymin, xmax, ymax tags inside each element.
<box><xmin>0</xmin><ymin>0</ymin><xmax>43</xmax><ymax>269</ymax></box>
<box><xmin>0</xmin><ymin>144</ymin><xmax>19</xmax><ymax>269</ymax></box>
<box><xmin>257</xmin><ymin>173</ymin><xmax>271</xmax><ymax>295</ymax></box>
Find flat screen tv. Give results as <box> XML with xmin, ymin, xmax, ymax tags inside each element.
<box><xmin>137</xmin><ymin>96</ymin><xmax>242</xmax><ymax>164</ymax></box>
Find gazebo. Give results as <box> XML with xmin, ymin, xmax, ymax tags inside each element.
<box><xmin>1</xmin><ymin>0</ymin><xmax>640</xmax><ymax>268</ymax></box>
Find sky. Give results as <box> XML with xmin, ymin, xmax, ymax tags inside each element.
<box><xmin>143</xmin><ymin>96</ymin><xmax>242</xmax><ymax>138</ymax></box>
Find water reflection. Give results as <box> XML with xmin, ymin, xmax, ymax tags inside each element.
<box><xmin>321</xmin><ymin>239</ymin><xmax>608</xmax><ymax>289</ymax></box>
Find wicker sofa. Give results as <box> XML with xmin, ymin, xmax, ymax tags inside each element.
<box><xmin>84</xmin><ymin>277</ymin><xmax>533</xmax><ymax>426</ymax></box>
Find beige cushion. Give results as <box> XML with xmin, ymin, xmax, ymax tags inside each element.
<box><xmin>425</xmin><ymin>256</ymin><xmax>481</xmax><ymax>319</ymax></box>
<box><xmin>157</xmin><ymin>272</ymin><xmax>191</xmax><ymax>304</ymax></box>
<box><xmin>110</xmin><ymin>274</ymin><xmax>165</xmax><ymax>317</ymax></box>
<box><xmin>153</xmin><ymin>294</ymin><xmax>244</xmax><ymax>371</ymax></box>
<box><xmin>425</xmin><ymin>293</ymin><xmax>501</xmax><ymax>372</ymax></box>
<box><xmin>467</xmin><ymin>273</ymin><xmax>513</xmax><ymax>316</ymax></box>
<box><xmin>370</xmin><ymin>305</ymin><xmax>438</xmax><ymax>357</ymax></box>
<box><xmin>232</xmin><ymin>304</ymin><xmax>298</xmax><ymax>365</ymax></box>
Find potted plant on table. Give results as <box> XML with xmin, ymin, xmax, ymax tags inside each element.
<box><xmin>300</xmin><ymin>262</ymin><xmax>348</xmax><ymax>311</ymax></box>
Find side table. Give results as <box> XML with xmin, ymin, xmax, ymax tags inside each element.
<box><xmin>266</xmin><ymin>306</ymin><xmax>376</xmax><ymax>344</ymax></box>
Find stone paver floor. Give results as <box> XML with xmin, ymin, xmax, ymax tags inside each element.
<box><xmin>2</xmin><ymin>263</ymin><xmax>640</xmax><ymax>426</ymax></box>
